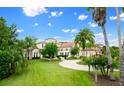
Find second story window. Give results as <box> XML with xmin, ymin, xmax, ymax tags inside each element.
<box><xmin>66</xmin><ymin>48</ymin><xmax>68</xmax><ymax>51</ymax></box>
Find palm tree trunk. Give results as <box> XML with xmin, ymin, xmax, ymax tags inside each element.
<box><xmin>115</xmin><ymin>7</ymin><xmax>124</xmax><ymax>85</ymax></box>
<box><xmin>101</xmin><ymin>25</ymin><xmax>115</xmax><ymax>80</ymax></box>
<box><xmin>27</xmin><ymin>49</ymin><xmax>29</xmax><ymax>60</ymax></box>
<box><xmin>94</xmin><ymin>68</ymin><xmax>97</xmax><ymax>83</ymax></box>
<box><xmin>86</xmin><ymin>48</ymin><xmax>87</xmax><ymax>56</ymax></box>
<box><xmin>88</xmin><ymin>65</ymin><xmax>91</xmax><ymax>73</ymax></box>
<box><xmin>27</xmin><ymin>48</ymin><xmax>32</xmax><ymax>60</ymax></box>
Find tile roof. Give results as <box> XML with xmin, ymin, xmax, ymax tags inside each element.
<box><xmin>60</xmin><ymin>42</ymin><xmax>74</xmax><ymax>48</ymax></box>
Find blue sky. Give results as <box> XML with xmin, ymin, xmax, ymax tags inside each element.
<box><xmin>0</xmin><ymin>7</ymin><xmax>124</xmax><ymax>46</ymax></box>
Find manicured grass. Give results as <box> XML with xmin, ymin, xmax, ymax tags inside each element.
<box><xmin>0</xmin><ymin>59</ymin><xmax>95</xmax><ymax>86</ymax></box>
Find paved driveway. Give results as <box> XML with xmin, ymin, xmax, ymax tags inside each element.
<box><xmin>59</xmin><ymin>60</ymin><xmax>93</xmax><ymax>71</ymax></box>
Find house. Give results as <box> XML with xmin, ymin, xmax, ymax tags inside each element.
<box><xmin>79</xmin><ymin>48</ymin><xmax>102</xmax><ymax>57</ymax></box>
<box><xmin>58</xmin><ymin>42</ymin><xmax>75</xmax><ymax>57</ymax></box>
<box><xmin>32</xmin><ymin>38</ymin><xmax>60</xmax><ymax>58</ymax></box>
<box><xmin>25</xmin><ymin>38</ymin><xmax>102</xmax><ymax>59</ymax></box>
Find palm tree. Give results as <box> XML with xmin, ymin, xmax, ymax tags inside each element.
<box><xmin>115</xmin><ymin>7</ymin><xmax>124</xmax><ymax>85</ymax></box>
<box><xmin>75</xmin><ymin>28</ymin><xmax>95</xmax><ymax>56</ymax></box>
<box><xmin>87</xmin><ymin>8</ymin><xmax>115</xmax><ymax>80</ymax></box>
<box><xmin>24</xmin><ymin>36</ymin><xmax>37</xmax><ymax>60</ymax></box>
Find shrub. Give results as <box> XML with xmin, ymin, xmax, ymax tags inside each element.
<box><xmin>82</xmin><ymin>57</ymin><xmax>93</xmax><ymax>73</ymax></box>
<box><xmin>0</xmin><ymin>51</ymin><xmax>14</xmax><ymax>79</ymax></box>
<box><xmin>79</xmin><ymin>56</ymin><xmax>88</xmax><ymax>65</ymax></box>
<box><xmin>91</xmin><ymin>55</ymin><xmax>120</xmax><ymax>76</ymax></box>
<box><xmin>40</xmin><ymin>43</ymin><xmax>58</xmax><ymax>59</ymax></box>
<box><xmin>0</xmin><ymin>17</ymin><xmax>27</xmax><ymax>79</ymax></box>
<box><xmin>70</xmin><ymin>46</ymin><xmax>79</xmax><ymax>56</ymax></box>
<box><xmin>112</xmin><ymin>60</ymin><xmax>120</xmax><ymax>69</ymax></box>
<box><xmin>91</xmin><ymin>56</ymin><xmax>109</xmax><ymax>76</ymax></box>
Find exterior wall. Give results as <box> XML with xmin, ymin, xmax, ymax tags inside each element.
<box><xmin>79</xmin><ymin>50</ymin><xmax>98</xmax><ymax>57</ymax></box>
<box><xmin>28</xmin><ymin>38</ymin><xmax>103</xmax><ymax>59</ymax></box>
<box><xmin>58</xmin><ymin>47</ymin><xmax>71</xmax><ymax>57</ymax></box>
<box><xmin>37</xmin><ymin>43</ymin><xmax>45</xmax><ymax>49</ymax></box>
<box><xmin>32</xmin><ymin>48</ymin><xmax>40</xmax><ymax>58</ymax></box>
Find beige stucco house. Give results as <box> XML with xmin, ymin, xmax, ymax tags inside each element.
<box><xmin>25</xmin><ymin>38</ymin><xmax>102</xmax><ymax>59</ymax></box>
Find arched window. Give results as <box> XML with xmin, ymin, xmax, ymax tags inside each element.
<box><xmin>33</xmin><ymin>52</ymin><xmax>35</xmax><ymax>57</ymax></box>
<box><xmin>36</xmin><ymin>52</ymin><xmax>38</xmax><ymax>57</ymax></box>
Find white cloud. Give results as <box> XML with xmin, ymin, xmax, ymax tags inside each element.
<box><xmin>109</xmin><ymin>38</ymin><xmax>118</xmax><ymax>46</ymax></box>
<box><xmin>94</xmin><ymin>32</ymin><xmax>104</xmax><ymax>39</ymax></box>
<box><xmin>17</xmin><ymin>29</ymin><xmax>24</xmax><ymax>33</ymax></box>
<box><xmin>53</xmin><ymin>36</ymin><xmax>61</xmax><ymax>39</ymax></box>
<box><xmin>120</xmin><ymin>13</ymin><xmax>124</xmax><ymax>21</ymax></box>
<box><xmin>62</xmin><ymin>29</ymin><xmax>70</xmax><ymax>33</ymax></box>
<box><xmin>22</xmin><ymin>7</ymin><xmax>48</xmax><ymax>17</ymax></box>
<box><xmin>109</xmin><ymin>16</ymin><xmax>117</xmax><ymax>20</ymax></box>
<box><xmin>51</xmin><ymin>11</ymin><xmax>63</xmax><ymax>17</ymax></box>
<box><xmin>88</xmin><ymin>22</ymin><xmax>98</xmax><ymax>27</ymax></box>
<box><xmin>48</xmin><ymin>23</ymin><xmax>52</xmax><ymax>26</ymax></box>
<box><xmin>94</xmin><ymin>32</ymin><xmax>112</xmax><ymax>39</ymax></box>
<box><xmin>34</xmin><ymin>23</ymin><xmax>38</xmax><ymax>26</ymax></box>
<box><xmin>121</xmin><ymin>18</ymin><xmax>124</xmax><ymax>21</ymax></box>
<box><xmin>62</xmin><ymin>28</ymin><xmax>78</xmax><ymax>33</ymax></box>
<box><xmin>78</xmin><ymin>14</ymin><xmax>88</xmax><ymax>21</ymax></box>
<box><xmin>71</xmin><ymin>29</ymin><xmax>78</xmax><ymax>33</ymax></box>
<box><xmin>120</xmin><ymin>12</ymin><xmax>124</xmax><ymax>18</ymax></box>
<box><xmin>109</xmin><ymin>13</ymin><xmax>124</xmax><ymax>21</ymax></box>
<box><xmin>94</xmin><ymin>32</ymin><xmax>117</xmax><ymax>46</ymax></box>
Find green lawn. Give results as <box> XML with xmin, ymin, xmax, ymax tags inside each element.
<box><xmin>0</xmin><ymin>59</ymin><xmax>95</xmax><ymax>86</ymax></box>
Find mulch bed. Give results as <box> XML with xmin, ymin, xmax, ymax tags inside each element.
<box><xmin>91</xmin><ymin>74</ymin><xmax>120</xmax><ymax>86</ymax></box>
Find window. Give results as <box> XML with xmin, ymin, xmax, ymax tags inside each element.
<box><xmin>66</xmin><ymin>48</ymin><xmax>68</xmax><ymax>51</ymax></box>
<box><xmin>34</xmin><ymin>52</ymin><xmax>36</xmax><ymax>57</ymax></box>
<box><xmin>65</xmin><ymin>52</ymin><xmax>69</xmax><ymax>56</ymax></box>
<box><xmin>60</xmin><ymin>52</ymin><xmax>64</xmax><ymax>55</ymax></box>
<box><xmin>42</xmin><ymin>44</ymin><xmax>44</xmax><ymax>48</ymax></box>
<box><xmin>36</xmin><ymin>52</ymin><xmax>38</xmax><ymax>57</ymax></box>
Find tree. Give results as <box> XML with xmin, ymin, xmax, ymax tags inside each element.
<box><xmin>84</xmin><ymin>57</ymin><xmax>93</xmax><ymax>73</ymax></box>
<box><xmin>87</xmin><ymin>8</ymin><xmax>115</xmax><ymax>80</ymax></box>
<box><xmin>86</xmin><ymin>41</ymin><xmax>95</xmax><ymax>49</ymax></box>
<box><xmin>75</xmin><ymin>28</ymin><xmax>95</xmax><ymax>56</ymax></box>
<box><xmin>24</xmin><ymin>36</ymin><xmax>37</xmax><ymax>60</ymax></box>
<box><xmin>41</xmin><ymin>43</ymin><xmax>58</xmax><ymax>59</ymax></box>
<box><xmin>0</xmin><ymin>17</ymin><xmax>26</xmax><ymax>79</ymax></box>
<box><xmin>92</xmin><ymin>56</ymin><xmax>109</xmax><ymax>76</ymax></box>
<box><xmin>70</xmin><ymin>46</ymin><xmax>79</xmax><ymax>56</ymax></box>
<box><xmin>102</xmin><ymin>46</ymin><xmax>119</xmax><ymax>59</ymax></box>
<box><xmin>115</xmin><ymin>7</ymin><xmax>124</xmax><ymax>85</ymax></box>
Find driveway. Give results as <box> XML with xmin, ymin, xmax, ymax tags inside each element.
<box><xmin>59</xmin><ymin>60</ymin><xmax>93</xmax><ymax>71</ymax></box>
